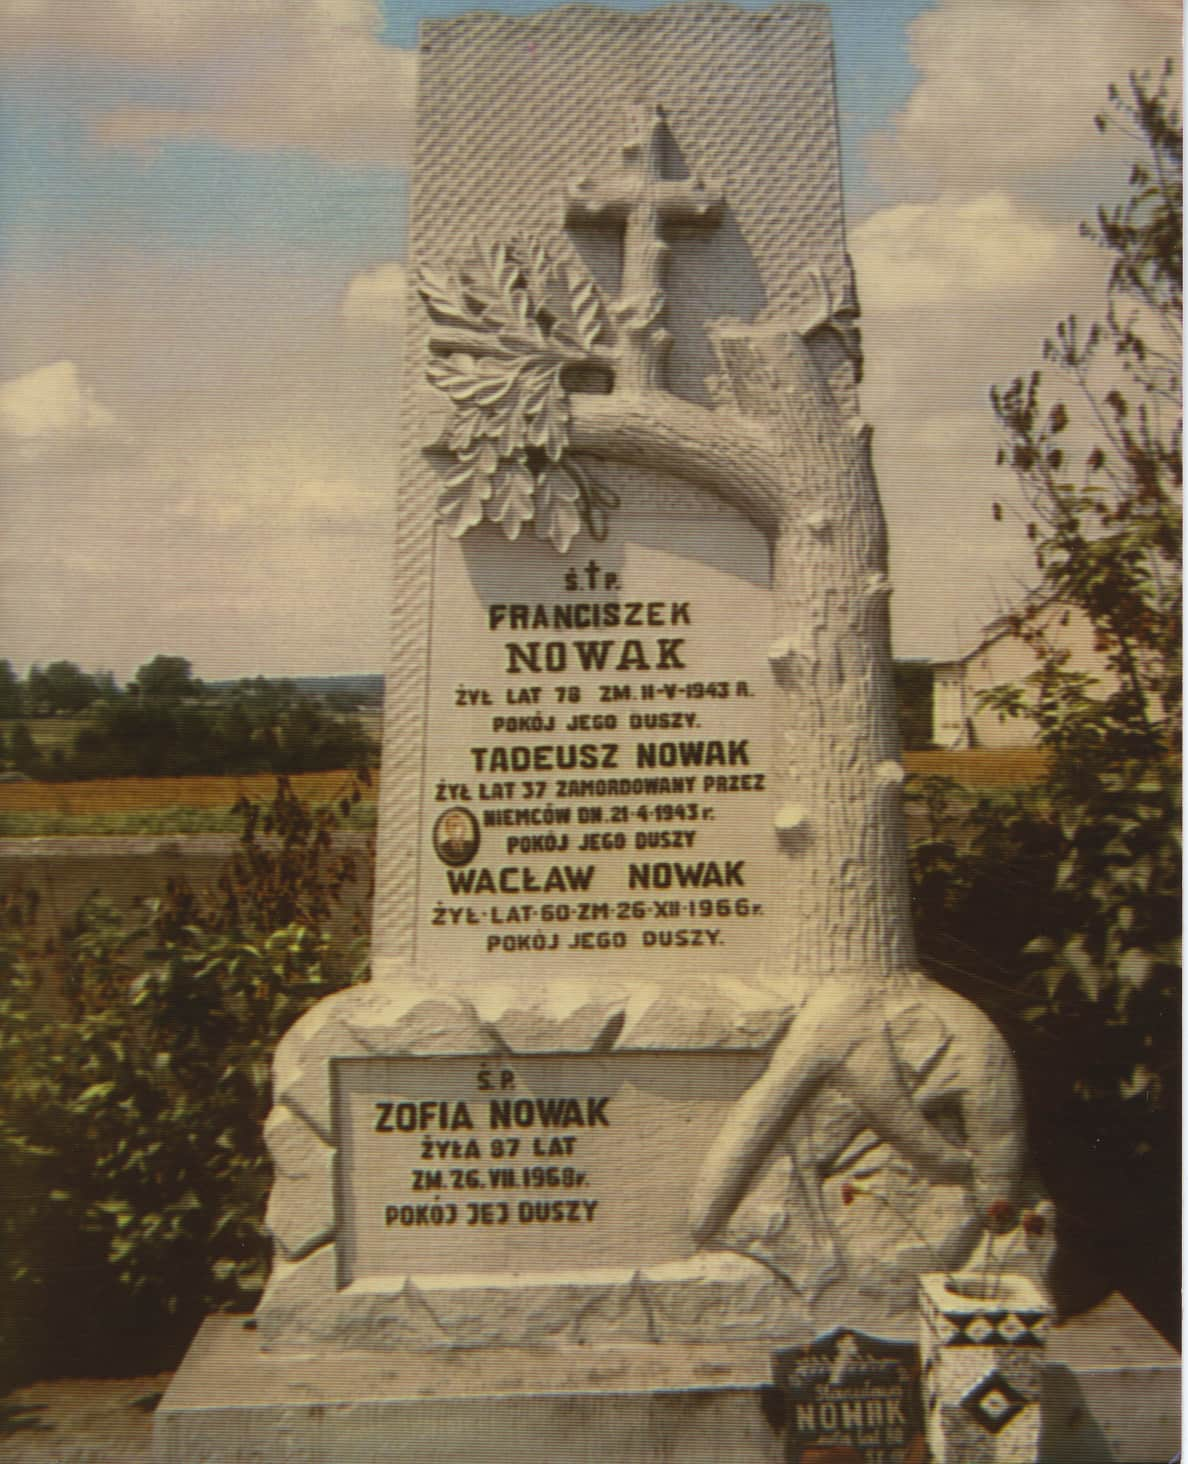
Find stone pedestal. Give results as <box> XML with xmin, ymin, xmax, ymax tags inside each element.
<box><xmin>919</xmin><ymin>1270</ymin><xmax>1052</xmax><ymax>1462</ymax></box>
<box><xmin>251</xmin><ymin>978</ymin><xmax>1048</xmax><ymax>1355</ymax></box>
<box><xmin>153</xmin><ymin>1294</ymin><xmax>1178</xmax><ymax>1463</ymax></box>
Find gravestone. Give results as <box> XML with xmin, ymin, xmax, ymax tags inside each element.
<box><xmin>247</xmin><ymin>0</ymin><xmax>1042</xmax><ymax>1360</ymax></box>
<box><xmin>153</xmin><ymin>5</ymin><xmax>1177</xmax><ymax>1460</ymax></box>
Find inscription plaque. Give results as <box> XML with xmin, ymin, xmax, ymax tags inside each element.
<box><xmin>772</xmin><ymin>1329</ymin><xmax>926</xmax><ymax>1464</ymax></box>
<box><xmin>416</xmin><ymin>513</ymin><xmax>774</xmax><ymax>976</ymax></box>
<box><xmin>335</xmin><ymin>1050</ymin><xmax>765</xmax><ymax>1282</ymax></box>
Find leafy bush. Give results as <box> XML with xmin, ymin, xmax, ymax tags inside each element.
<box><xmin>0</xmin><ymin>776</ymin><xmax>371</xmax><ymax>1385</ymax></box>
<box><xmin>907</xmin><ymin>771</ymin><xmax>1179</xmax><ymax>1337</ymax></box>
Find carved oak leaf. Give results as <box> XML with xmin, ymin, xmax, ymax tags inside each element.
<box><xmin>418</xmin><ymin>237</ymin><xmax>612</xmax><ymax>549</ymax></box>
<box><xmin>487</xmin><ymin>457</ymin><xmax>537</xmax><ymax>540</ymax></box>
<box><xmin>436</xmin><ymin>460</ymin><xmax>490</xmax><ymax>538</ymax></box>
<box><xmin>512</xmin><ymin>236</ymin><xmax>603</xmax><ymax>355</ymax></box>
<box><xmin>417</xmin><ymin>266</ymin><xmax>474</xmax><ymax>330</ymax></box>
<box><xmin>534</xmin><ymin>463</ymin><xmax>582</xmax><ymax>553</ymax></box>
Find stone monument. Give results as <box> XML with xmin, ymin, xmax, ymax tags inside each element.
<box><xmin>154</xmin><ymin>6</ymin><xmax>1180</xmax><ymax>1461</ymax></box>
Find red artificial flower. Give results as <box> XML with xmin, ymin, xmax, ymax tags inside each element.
<box><xmin>986</xmin><ymin>1198</ymin><xmax>1015</xmax><ymax>1230</ymax></box>
<box><xmin>1022</xmin><ymin>1210</ymin><xmax>1046</xmax><ymax>1237</ymax></box>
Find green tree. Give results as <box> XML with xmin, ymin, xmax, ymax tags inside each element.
<box><xmin>913</xmin><ymin>63</ymin><xmax>1180</xmax><ymax>1340</ymax></box>
<box><xmin>92</xmin><ymin>669</ymin><xmax>121</xmax><ymax>703</ymax></box>
<box><xmin>25</xmin><ymin>665</ymin><xmax>48</xmax><ymax>715</ymax></box>
<box><xmin>211</xmin><ymin>697</ymin><xmax>262</xmax><ymax>774</ymax></box>
<box><xmin>70</xmin><ymin>699</ymin><xmax>177</xmax><ymax>779</ymax></box>
<box><xmin>134</xmin><ymin>654</ymin><xmax>198</xmax><ymax>702</ymax></box>
<box><xmin>9</xmin><ymin>724</ymin><xmax>41</xmax><ymax>776</ymax></box>
<box><xmin>33</xmin><ymin>660</ymin><xmax>98</xmax><ymax>716</ymax></box>
<box><xmin>986</xmin><ymin>60</ymin><xmax>1180</xmax><ymax>1022</ymax></box>
<box><xmin>0</xmin><ymin>659</ymin><xmax>22</xmax><ymax>718</ymax></box>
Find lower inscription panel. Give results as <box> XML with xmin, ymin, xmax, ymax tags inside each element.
<box><xmin>334</xmin><ymin>1052</ymin><xmax>764</xmax><ymax>1283</ymax></box>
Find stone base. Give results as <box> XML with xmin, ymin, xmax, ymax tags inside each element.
<box><xmin>154</xmin><ymin>1293</ymin><xmax>1178</xmax><ymax>1463</ymax></box>
<box><xmin>257</xmin><ymin>977</ymin><xmax>1054</xmax><ymax>1352</ymax></box>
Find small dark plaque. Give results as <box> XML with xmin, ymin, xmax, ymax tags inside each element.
<box><xmin>771</xmin><ymin>1327</ymin><xmax>926</xmax><ymax>1464</ymax></box>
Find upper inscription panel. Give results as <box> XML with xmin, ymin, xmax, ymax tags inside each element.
<box><xmin>415</xmin><ymin>513</ymin><xmax>774</xmax><ymax>977</ymax></box>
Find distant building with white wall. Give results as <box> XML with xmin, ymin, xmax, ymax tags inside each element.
<box><xmin>931</xmin><ymin>599</ymin><xmax>1115</xmax><ymax>750</ymax></box>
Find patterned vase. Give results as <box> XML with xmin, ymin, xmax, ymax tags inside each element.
<box><xmin>918</xmin><ymin>1270</ymin><xmax>1052</xmax><ymax>1463</ymax></box>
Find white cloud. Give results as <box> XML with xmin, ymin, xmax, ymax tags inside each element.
<box><xmin>867</xmin><ymin>0</ymin><xmax>1181</xmax><ymax>200</ymax></box>
<box><xmin>0</xmin><ymin>0</ymin><xmax>416</xmax><ymax>166</ymax></box>
<box><xmin>851</xmin><ymin>192</ymin><xmax>1081</xmax><ymax>313</ymax></box>
<box><xmin>0</xmin><ymin>0</ymin><xmax>383</xmax><ymax>62</ymax></box>
<box><xmin>293</xmin><ymin>474</ymin><xmax>388</xmax><ymax>523</ymax></box>
<box><xmin>189</xmin><ymin>470</ymin><xmax>388</xmax><ymax>533</ymax></box>
<box><xmin>96</xmin><ymin>39</ymin><xmax>415</xmax><ymax>167</ymax></box>
<box><xmin>852</xmin><ymin>199</ymin><xmax>1107</xmax><ymax>658</ymax></box>
<box><xmin>0</xmin><ymin>261</ymin><xmax>397</xmax><ymax>681</ymax></box>
<box><xmin>848</xmin><ymin>0</ymin><xmax>1180</xmax><ymax>658</ymax></box>
<box><xmin>342</xmin><ymin>261</ymin><xmax>407</xmax><ymax>325</ymax></box>
<box><xmin>0</xmin><ymin>359</ymin><xmax>121</xmax><ymax>456</ymax></box>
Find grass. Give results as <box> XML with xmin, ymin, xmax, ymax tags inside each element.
<box><xmin>0</xmin><ymin>770</ymin><xmax>377</xmax><ymax>838</ymax></box>
<box><xmin>0</xmin><ymin>716</ymin><xmax>90</xmax><ymax>755</ymax></box>
<box><xmin>0</xmin><ymin>805</ymin><xmax>378</xmax><ymax>838</ymax></box>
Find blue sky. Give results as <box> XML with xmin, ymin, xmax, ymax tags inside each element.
<box><xmin>0</xmin><ymin>61</ymin><xmax>408</xmax><ymax>270</ymax></box>
<box><xmin>0</xmin><ymin>0</ymin><xmax>1178</xmax><ymax>680</ymax></box>
<box><xmin>0</xmin><ymin>0</ymin><xmax>918</xmax><ymax>271</ymax></box>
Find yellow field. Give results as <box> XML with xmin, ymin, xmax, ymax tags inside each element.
<box><xmin>0</xmin><ymin>769</ymin><xmax>369</xmax><ymax>816</ymax></box>
<box><xmin>903</xmin><ymin>748</ymin><xmax>1048</xmax><ymax>787</ymax></box>
<box><xmin>0</xmin><ymin>751</ymin><xmax>1047</xmax><ymax>821</ymax></box>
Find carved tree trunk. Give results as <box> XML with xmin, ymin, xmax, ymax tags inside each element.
<box><xmin>714</xmin><ymin>324</ymin><xmax>916</xmax><ymax>984</ymax></box>
<box><xmin>571</xmin><ymin>321</ymin><xmax>917</xmax><ymax>987</ymax></box>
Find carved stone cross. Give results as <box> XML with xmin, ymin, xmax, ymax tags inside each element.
<box><xmin>565</xmin><ymin>100</ymin><xmax>723</xmax><ymax>391</ymax></box>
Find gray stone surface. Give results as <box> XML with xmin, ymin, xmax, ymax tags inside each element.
<box><xmin>255</xmin><ymin>977</ymin><xmax>809</xmax><ymax>1350</ymax></box>
<box><xmin>255</xmin><ymin>972</ymin><xmax>1046</xmax><ymax>1352</ymax></box>
<box><xmin>154</xmin><ymin>1295</ymin><xmax>1180</xmax><ymax>1464</ymax></box>
<box><xmin>263</xmin><ymin>1107</ymin><xmax>336</xmax><ymax>1263</ymax></box>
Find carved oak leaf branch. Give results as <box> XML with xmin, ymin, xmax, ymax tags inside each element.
<box><xmin>418</xmin><ymin>239</ymin><xmax>614</xmax><ymax>552</ymax></box>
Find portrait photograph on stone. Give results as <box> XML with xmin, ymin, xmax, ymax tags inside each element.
<box><xmin>0</xmin><ymin>2</ymin><xmax>1180</xmax><ymax>1462</ymax></box>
